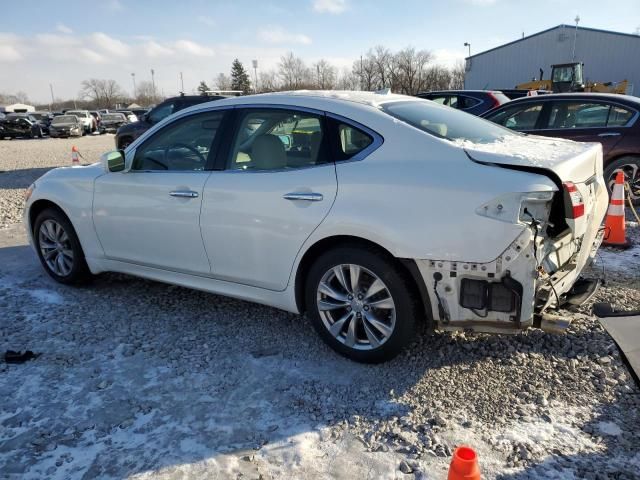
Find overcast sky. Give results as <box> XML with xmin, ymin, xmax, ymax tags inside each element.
<box><xmin>2</xmin><ymin>0</ymin><xmax>639</xmax><ymax>103</ymax></box>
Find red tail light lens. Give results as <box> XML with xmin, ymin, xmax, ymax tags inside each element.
<box><xmin>563</xmin><ymin>182</ymin><xmax>584</xmax><ymax>218</ymax></box>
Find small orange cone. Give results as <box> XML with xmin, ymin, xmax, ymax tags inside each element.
<box><xmin>71</xmin><ymin>146</ymin><xmax>80</xmax><ymax>165</ymax></box>
<box><xmin>448</xmin><ymin>446</ymin><xmax>481</xmax><ymax>480</ymax></box>
<box><xmin>603</xmin><ymin>171</ymin><xmax>629</xmax><ymax>248</ymax></box>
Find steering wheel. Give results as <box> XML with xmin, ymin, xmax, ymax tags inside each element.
<box><xmin>163</xmin><ymin>143</ymin><xmax>206</xmax><ymax>165</ymax></box>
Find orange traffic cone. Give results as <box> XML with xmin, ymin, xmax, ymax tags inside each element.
<box><xmin>71</xmin><ymin>146</ymin><xmax>80</xmax><ymax>165</ymax></box>
<box><xmin>603</xmin><ymin>171</ymin><xmax>629</xmax><ymax>248</ymax></box>
<box><xmin>448</xmin><ymin>446</ymin><xmax>481</xmax><ymax>480</ymax></box>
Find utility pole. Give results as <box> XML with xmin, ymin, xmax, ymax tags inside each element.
<box><xmin>49</xmin><ymin>84</ymin><xmax>55</xmax><ymax>110</ymax></box>
<box><xmin>252</xmin><ymin>60</ymin><xmax>258</xmax><ymax>93</ymax></box>
<box><xmin>317</xmin><ymin>64</ymin><xmax>320</xmax><ymax>89</ymax></box>
<box><xmin>150</xmin><ymin>69</ymin><xmax>156</xmax><ymax>98</ymax></box>
<box><xmin>360</xmin><ymin>55</ymin><xmax>363</xmax><ymax>91</ymax></box>
<box><xmin>179</xmin><ymin>72</ymin><xmax>184</xmax><ymax>93</ymax></box>
<box><xmin>131</xmin><ymin>72</ymin><xmax>136</xmax><ymax>98</ymax></box>
<box><xmin>572</xmin><ymin>15</ymin><xmax>580</xmax><ymax>61</ymax></box>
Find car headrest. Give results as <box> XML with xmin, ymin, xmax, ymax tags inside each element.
<box><xmin>251</xmin><ymin>135</ymin><xmax>286</xmax><ymax>170</ymax></box>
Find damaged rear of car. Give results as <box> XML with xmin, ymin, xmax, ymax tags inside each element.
<box><xmin>381</xmin><ymin>100</ymin><xmax>608</xmax><ymax>334</ymax></box>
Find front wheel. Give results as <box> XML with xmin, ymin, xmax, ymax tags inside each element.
<box><xmin>33</xmin><ymin>208</ymin><xmax>91</xmax><ymax>285</ymax></box>
<box><xmin>305</xmin><ymin>247</ymin><xmax>418</xmax><ymax>363</ymax></box>
<box><xmin>605</xmin><ymin>157</ymin><xmax>640</xmax><ymax>206</ymax></box>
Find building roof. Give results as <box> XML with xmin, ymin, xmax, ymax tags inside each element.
<box><xmin>467</xmin><ymin>24</ymin><xmax>640</xmax><ymax>60</ymax></box>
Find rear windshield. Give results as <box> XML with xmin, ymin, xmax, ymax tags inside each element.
<box><xmin>103</xmin><ymin>114</ymin><xmax>125</xmax><ymax>121</ymax></box>
<box><xmin>381</xmin><ymin>100</ymin><xmax>515</xmax><ymax>143</ymax></box>
<box><xmin>52</xmin><ymin>116</ymin><xmax>77</xmax><ymax>124</ymax></box>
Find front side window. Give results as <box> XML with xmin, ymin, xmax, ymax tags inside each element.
<box><xmin>132</xmin><ymin>111</ymin><xmax>224</xmax><ymax>171</ymax></box>
<box><xmin>383</xmin><ymin>100</ymin><xmax>514</xmax><ymax>142</ymax></box>
<box><xmin>484</xmin><ymin>104</ymin><xmax>543</xmax><ymax>131</ymax></box>
<box><xmin>229</xmin><ymin>109</ymin><xmax>326</xmax><ymax>171</ymax></box>
<box><xmin>148</xmin><ymin>102</ymin><xmax>175</xmax><ymax>124</ymax></box>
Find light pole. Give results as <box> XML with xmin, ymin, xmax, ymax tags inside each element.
<box><xmin>131</xmin><ymin>73</ymin><xmax>136</xmax><ymax>98</ymax></box>
<box><xmin>150</xmin><ymin>69</ymin><xmax>156</xmax><ymax>99</ymax></box>
<box><xmin>464</xmin><ymin>42</ymin><xmax>471</xmax><ymax>58</ymax></box>
<box><xmin>49</xmin><ymin>84</ymin><xmax>55</xmax><ymax>111</ymax></box>
<box><xmin>179</xmin><ymin>72</ymin><xmax>184</xmax><ymax>93</ymax></box>
<box><xmin>572</xmin><ymin>15</ymin><xmax>580</xmax><ymax>61</ymax></box>
<box><xmin>252</xmin><ymin>59</ymin><xmax>258</xmax><ymax>93</ymax></box>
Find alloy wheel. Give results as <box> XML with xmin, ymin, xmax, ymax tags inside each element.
<box><xmin>607</xmin><ymin>163</ymin><xmax>640</xmax><ymax>202</ymax></box>
<box><xmin>38</xmin><ymin>219</ymin><xmax>74</xmax><ymax>276</ymax></box>
<box><xmin>316</xmin><ymin>264</ymin><xmax>396</xmax><ymax>350</ymax></box>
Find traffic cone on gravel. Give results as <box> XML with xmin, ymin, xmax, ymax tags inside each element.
<box><xmin>603</xmin><ymin>170</ymin><xmax>629</xmax><ymax>248</ymax></box>
<box><xmin>448</xmin><ymin>446</ymin><xmax>481</xmax><ymax>480</ymax></box>
<box><xmin>71</xmin><ymin>146</ymin><xmax>80</xmax><ymax>165</ymax></box>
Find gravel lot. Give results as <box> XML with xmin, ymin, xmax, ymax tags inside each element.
<box><xmin>1</xmin><ymin>137</ymin><xmax>639</xmax><ymax>479</ymax></box>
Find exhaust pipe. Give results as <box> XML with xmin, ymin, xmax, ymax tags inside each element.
<box><xmin>538</xmin><ymin>313</ymin><xmax>572</xmax><ymax>334</ymax></box>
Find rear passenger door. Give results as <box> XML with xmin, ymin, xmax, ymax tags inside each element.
<box><xmin>200</xmin><ymin>107</ymin><xmax>338</xmax><ymax>291</ymax></box>
<box><xmin>537</xmin><ymin>101</ymin><xmax>631</xmax><ymax>155</ymax></box>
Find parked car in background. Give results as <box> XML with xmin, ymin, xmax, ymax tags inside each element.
<box><xmin>65</xmin><ymin>110</ymin><xmax>95</xmax><ymax>134</ymax></box>
<box><xmin>499</xmin><ymin>89</ymin><xmax>552</xmax><ymax>100</ymax></box>
<box><xmin>99</xmin><ymin>113</ymin><xmax>128</xmax><ymax>133</ymax></box>
<box><xmin>0</xmin><ymin>113</ymin><xmax>44</xmax><ymax>139</ymax></box>
<box><xmin>48</xmin><ymin>115</ymin><xmax>83</xmax><ymax>138</ymax></box>
<box><xmin>481</xmin><ymin>93</ymin><xmax>640</xmax><ymax>203</ymax></box>
<box><xmin>115</xmin><ymin>110</ymin><xmax>138</xmax><ymax>123</ymax></box>
<box><xmin>130</xmin><ymin>107</ymin><xmax>149</xmax><ymax>118</ymax></box>
<box><xmin>31</xmin><ymin>111</ymin><xmax>54</xmax><ymax>135</ymax></box>
<box><xmin>25</xmin><ymin>91</ymin><xmax>607</xmax><ymax>362</ymax></box>
<box><xmin>115</xmin><ymin>94</ymin><xmax>227</xmax><ymax>149</ymax></box>
<box><xmin>416</xmin><ymin>90</ymin><xmax>510</xmax><ymax>116</ymax></box>
<box><xmin>90</xmin><ymin>111</ymin><xmax>102</xmax><ymax>132</ymax></box>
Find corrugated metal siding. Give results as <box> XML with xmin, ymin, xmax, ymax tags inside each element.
<box><xmin>465</xmin><ymin>26</ymin><xmax>640</xmax><ymax>96</ymax></box>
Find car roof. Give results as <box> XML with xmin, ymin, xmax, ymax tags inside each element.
<box><xmin>502</xmin><ymin>93</ymin><xmax>640</xmax><ymax>106</ymax></box>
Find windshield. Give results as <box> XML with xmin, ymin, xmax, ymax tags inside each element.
<box><xmin>52</xmin><ymin>115</ymin><xmax>77</xmax><ymax>124</ymax></box>
<box><xmin>103</xmin><ymin>114</ymin><xmax>125</xmax><ymax>121</ymax></box>
<box><xmin>66</xmin><ymin>111</ymin><xmax>85</xmax><ymax>116</ymax></box>
<box><xmin>381</xmin><ymin>100</ymin><xmax>514</xmax><ymax>143</ymax></box>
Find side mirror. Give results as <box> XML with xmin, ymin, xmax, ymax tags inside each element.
<box><xmin>101</xmin><ymin>150</ymin><xmax>126</xmax><ymax>172</ymax></box>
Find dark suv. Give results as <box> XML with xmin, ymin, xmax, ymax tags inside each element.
<box><xmin>416</xmin><ymin>90</ymin><xmax>510</xmax><ymax>116</ymax></box>
<box><xmin>481</xmin><ymin>93</ymin><xmax>640</xmax><ymax>203</ymax></box>
<box><xmin>115</xmin><ymin>95</ymin><xmax>227</xmax><ymax>149</ymax></box>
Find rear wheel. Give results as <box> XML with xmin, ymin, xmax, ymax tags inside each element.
<box><xmin>604</xmin><ymin>157</ymin><xmax>640</xmax><ymax>206</ymax></box>
<box><xmin>33</xmin><ymin>208</ymin><xmax>91</xmax><ymax>285</ymax></box>
<box><xmin>305</xmin><ymin>246</ymin><xmax>418</xmax><ymax>363</ymax></box>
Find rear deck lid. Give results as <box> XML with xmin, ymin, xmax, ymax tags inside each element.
<box><xmin>456</xmin><ymin>134</ymin><xmax>601</xmax><ymax>184</ymax></box>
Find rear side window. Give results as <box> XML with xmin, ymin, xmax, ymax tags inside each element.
<box><xmin>608</xmin><ymin>105</ymin><xmax>635</xmax><ymax>127</ymax></box>
<box><xmin>485</xmin><ymin>104</ymin><xmax>543</xmax><ymax>131</ymax></box>
<box><xmin>459</xmin><ymin>96</ymin><xmax>481</xmax><ymax>110</ymax></box>
<box><xmin>148</xmin><ymin>102</ymin><xmax>175</xmax><ymax>124</ymax></box>
<box><xmin>547</xmin><ymin>102</ymin><xmax>610</xmax><ymax>128</ymax></box>
<box><xmin>337</xmin><ymin>123</ymin><xmax>373</xmax><ymax>158</ymax></box>
<box><xmin>382</xmin><ymin>100</ymin><xmax>514</xmax><ymax>143</ymax></box>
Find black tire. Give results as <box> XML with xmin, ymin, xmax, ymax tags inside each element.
<box><xmin>33</xmin><ymin>208</ymin><xmax>91</xmax><ymax>285</ymax></box>
<box><xmin>305</xmin><ymin>246</ymin><xmax>419</xmax><ymax>363</ymax></box>
<box><xmin>604</xmin><ymin>156</ymin><xmax>640</xmax><ymax>206</ymax></box>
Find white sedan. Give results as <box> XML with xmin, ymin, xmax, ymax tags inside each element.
<box><xmin>24</xmin><ymin>91</ymin><xmax>608</xmax><ymax>362</ymax></box>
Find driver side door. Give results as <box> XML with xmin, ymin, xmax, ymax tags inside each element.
<box><xmin>93</xmin><ymin>110</ymin><xmax>228</xmax><ymax>274</ymax></box>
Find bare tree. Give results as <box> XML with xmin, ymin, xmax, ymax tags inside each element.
<box><xmin>213</xmin><ymin>73</ymin><xmax>231</xmax><ymax>90</ymax></box>
<box><xmin>353</xmin><ymin>56</ymin><xmax>377</xmax><ymax>91</ymax></box>
<box><xmin>313</xmin><ymin>59</ymin><xmax>337</xmax><ymax>89</ymax></box>
<box><xmin>336</xmin><ymin>67</ymin><xmax>360</xmax><ymax>90</ymax></box>
<box><xmin>370</xmin><ymin>46</ymin><xmax>393</xmax><ymax>89</ymax></box>
<box><xmin>278</xmin><ymin>52</ymin><xmax>307</xmax><ymax>90</ymax></box>
<box><xmin>79</xmin><ymin>79</ymin><xmax>125</xmax><ymax>108</ymax></box>
<box><xmin>135</xmin><ymin>81</ymin><xmax>162</xmax><ymax>106</ymax></box>
<box><xmin>450</xmin><ymin>61</ymin><xmax>465</xmax><ymax>89</ymax></box>
<box><xmin>258</xmin><ymin>70</ymin><xmax>279</xmax><ymax>92</ymax></box>
<box><xmin>393</xmin><ymin>47</ymin><xmax>433</xmax><ymax>95</ymax></box>
<box><xmin>0</xmin><ymin>91</ymin><xmax>31</xmax><ymax>105</ymax></box>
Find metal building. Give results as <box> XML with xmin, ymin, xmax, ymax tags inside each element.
<box><xmin>464</xmin><ymin>24</ymin><xmax>640</xmax><ymax>95</ymax></box>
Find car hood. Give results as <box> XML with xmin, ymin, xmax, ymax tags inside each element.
<box><xmin>454</xmin><ymin>134</ymin><xmax>601</xmax><ymax>184</ymax></box>
<box><xmin>37</xmin><ymin>162</ymin><xmax>103</xmax><ymax>184</ymax></box>
<box><xmin>51</xmin><ymin>122</ymin><xmax>78</xmax><ymax>127</ymax></box>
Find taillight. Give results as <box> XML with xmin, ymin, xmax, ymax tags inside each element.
<box><xmin>488</xmin><ymin>92</ymin><xmax>501</xmax><ymax>109</ymax></box>
<box><xmin>563</xmin><ymin>182</ymin><xmax>584</xmax><ymax>218</ymax></box>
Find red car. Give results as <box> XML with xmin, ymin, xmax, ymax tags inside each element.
<box><xmin>482</xmin><ymin>93</ymin><xmax>640</xmax><ymax>203</ymax></box>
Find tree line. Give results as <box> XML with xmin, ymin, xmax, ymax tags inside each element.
<box><xmin>3</xmin><ymin>45</ymin><xmax>464</xmax><ymax>110</ymax></box>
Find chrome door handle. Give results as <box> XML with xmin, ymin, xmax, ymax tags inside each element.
<box><xmin>169</xmin><ymin>190</ymin><xmax>199</xmax><ymax>198</ymax></box>
<box><xmin>283</xmin><ymin>192</ymin><xmax>323</xmax><ymax>202</ymax></box>
<box><xmin>598</xmin><ymin>132</ymin><xmax>621</xmax><ymax>137</ymax></box>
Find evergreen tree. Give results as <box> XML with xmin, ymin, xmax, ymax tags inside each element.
<box><xmin>197</xmin><ymin>81</ymin><xmax>209</xmax><ymax>95</ymax></box>
<box><xmin>230</xmin><ymin>59</ymin><xmax>251</xmax><ymax>94</ymax></box>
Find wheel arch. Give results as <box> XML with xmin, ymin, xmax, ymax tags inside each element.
<box><xmin>293</xmin><ymin>234</ymin><xmax>434</xmax><ymax>327</ymax></box>
<box><xmin>28</xmin><ymin>199</ymin><xmax>69</xmax><ymax>233</ymax></box>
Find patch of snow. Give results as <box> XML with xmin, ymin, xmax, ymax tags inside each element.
<box><xmin>27</xmin><ymin>288</ymin><xmax>65</xmax><ymax>305</ymax></box>
<box><xmin>597</xmin><ymin>421</ymin><xmax>622</xmax><ymax>436</ymax></box>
